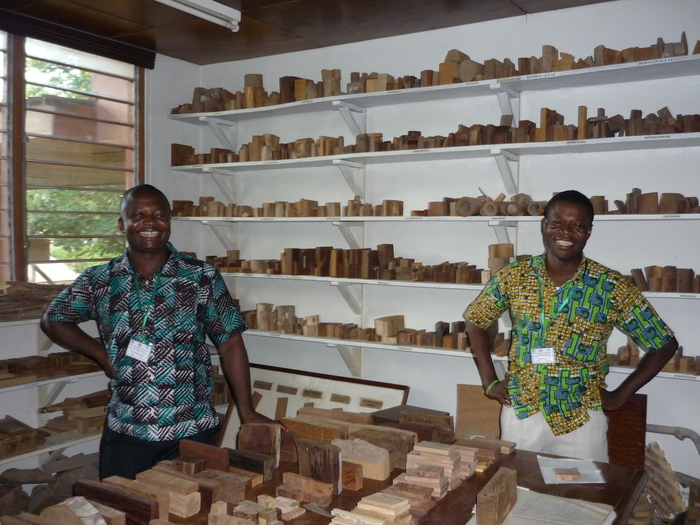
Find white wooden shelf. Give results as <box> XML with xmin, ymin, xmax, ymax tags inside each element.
<box><xmin>169</xmin><ymin>133</ymin><xmax>700</xmax><ymax>176</ymax></box>
<box><xmin>169</xmin><ymin>54</ymin><xmax>700</xmax><ymax>126</ymax></box>
<box><xmin>244</xmin><ymin>329</ymin><xmax>480</xmax><ymax>358</ymax></box>
<box><xmin>174</xmin><ymin>213</ymin><xmax>700</xmax><ymax>225</ymax></box>
<box><xmin>0</xmin><ymin>371</ymin><xmax>104</xmax><ymax>395</ymax></box>
<box><xmin>223</xmin><ymin>272</ymin><xmax>484</xmax><ymax>291</ymax></box>
<box><xmin>0</xmin><ymin>431</ymin><xmax>101</xmax><ymax>467</ymax></box>
<box><xmin>243</xmin><ymin>330</ymin><xmax>700</xmax><ymax>381</ymax></box>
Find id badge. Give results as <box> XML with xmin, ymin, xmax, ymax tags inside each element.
<box><xmin>532</xmin><ymin>347</ymin><xmax>556</xmax><ymax>364</ymax></box>
<box><xmin>126</xmin><ymin>338</ymin><xmax>153</xmax><ymax>363</ymax></box>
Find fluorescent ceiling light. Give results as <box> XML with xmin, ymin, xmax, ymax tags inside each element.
<box><xmin>154</xmin><ymin>0</ymin><xmax>241</xmax><ymax>32</ymax></box>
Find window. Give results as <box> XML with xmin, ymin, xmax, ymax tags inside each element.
<box><xmin>0</xmin><ymin>33</ymin><xmax>142</xmax><ymax>286</ymax></box>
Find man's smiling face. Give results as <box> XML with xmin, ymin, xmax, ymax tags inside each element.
<box><xmin>118</xmin><ymin>188</ymin><xmax>172</xmax><ymax>257</ymax></box>
<box><xmin>541</xmin><ymin>201</ymin><xmax>592</xmax><ymax>264</ymax></box>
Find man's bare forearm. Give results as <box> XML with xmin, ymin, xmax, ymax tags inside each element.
<box><xmin>40</xmin><ymin>314</ymin><xmax>113</xmax><ymax>378</ymax></box>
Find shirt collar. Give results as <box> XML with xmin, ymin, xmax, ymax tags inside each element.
<box><xmin>532</xmin><ymin>253</ymin><xmax>588</xmax><ymax>287</ymax></box>
<box><xmin>112</xmin><ymin>242</ymin><xmax>176</xmax><ymax>277</ymax></box>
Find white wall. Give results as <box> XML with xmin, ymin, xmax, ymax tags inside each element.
<box><xmin>145</xmin><ymin>0</ymin><xmax>700</xmax><ymax>478</ymax></box>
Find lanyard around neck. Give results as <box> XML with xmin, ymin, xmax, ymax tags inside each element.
<box><xmin>537</xmin><ymin>275</ymin><xmax>575</xmax><ymax>343</ymax></box>
<box><xmin>132</xmin><ymin>270</ymin><xmax>162</xmax><ymax>334</ymax></box>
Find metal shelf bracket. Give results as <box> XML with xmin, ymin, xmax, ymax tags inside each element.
<box><xmin>332</xmin><ymin>343</ymin><xmax>363</xmax><ymax>378</ymax></box>
<box><xmin>330</xmin><ymin>281</ymin><xmax>363</xmax><ymax>315</ymax></box>
<box><xmin>332</xmin><ymin>101</ymin><xmax>367</xmax><ymax>136</ymax></box>
<box><xmin>204</xmin><ymin>223</ymin><xmax>238</xmax><ymax>252</ymax></box>
<box><xmin>491</xmin><ymin>149</ymin><xmax>519</xmax><ymax>194</ymax></box>
<box><xmin>487</xmin><ymin>219</ymin><xmax>517</xmax><ymax>244</ymax></box>
<box><xmin>203</xmin><ymin>168</ymin><xmax>237</xmax><ymax>203</ymax></box>
<box><xmin>199</xmin><ymin>116</ymin><xmax>237</xmax><ymax>151</ymax></box>
<box><xmin>332</xmin><ymin>221</ymin><xmax>364</xmax><ymax>249</ymax></box>
<box><xmin>490</xmin><ymin>83</ymin><xmax>521</xmax><ymax>126</ymax></box>
<box><xmin>333</xmin><ymin>159</ymin><xmax>366</xmax><ymax>200</ymax></box>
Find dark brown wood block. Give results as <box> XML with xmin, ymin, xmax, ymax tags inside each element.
<box><xmin>606</xmin><ymin>393</ymin><xmax>647</xmax><ymax>469</ymax></box>
<box><xmin>179</xmin><ymin>440</ymin><xmax>229</xmax><ymax>472</ymax></box>
<box><xmin>238</xmin><ymin>423</ymin><xmax>282</xmax><ymax>468</ymax></box>
<box><xmin>295</xmin><ymin>438</ymin><xmax>342</xmax><ymax>495</ymax></box>
<box><xmin>226</xmin><ymin>448</ymin><xmax>275</xmax><ymax>481</ymax></box>
<box><xmin>73</xmin><ymin>480</ymin><xmax>158</xmax><ymax>525</ymax></box>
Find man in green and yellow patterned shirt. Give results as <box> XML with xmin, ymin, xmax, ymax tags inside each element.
<box><xmin>464</xmin><ymin>190</ymin><xmax>678</xmax><ymax>461</ymax></box>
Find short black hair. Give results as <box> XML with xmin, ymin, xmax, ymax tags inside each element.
<box><xmin>120</xmin><ymin>184</ymin><xmax>170</xmax><ymax>218</ymax></box>
<box><xmin>544</xmin><ymin>190</ymin><xmax>594</xmax><ymax>224</ymax></box>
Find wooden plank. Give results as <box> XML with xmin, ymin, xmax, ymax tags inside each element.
<box><xmin>455</xmin><ymin>384</ymin><xmax>501</xmax><ymax>440</ymax></box>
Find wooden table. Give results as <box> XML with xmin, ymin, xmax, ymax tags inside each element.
<box><xmin>249</xmin><ymin>449</ymin><xmax>648</xmax><ymax>525</ymax></box>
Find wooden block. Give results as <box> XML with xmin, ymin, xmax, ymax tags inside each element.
<box><xmin>342</xmin><ymin>461</ymin><xmax>363</xmax><ymax>491</ymax></box>
<box><xmin>476</xmin><ymin>467</ymin><xmax>517</xmax><ymax>525</ymax></box>
<box><xmin>331</xmin><ymin>439</ymin><xmax>391</xmax><ymax>481</ymax></box>
<box><xmin>193</xmin><ymin>469</ymin><xmax>246</xmax><ymax>506</ymax></box>
<box><xmin>554</xmin><ymin>468</ymin><xmax>582</xmax><ymax>481</ymax></box>
<box><xmin>74</xmin><ymin>480</ymin><xmax>158</xmax><ymax>525</ymax></box>
<box><xmin>659</xmin><ymin>193</ymin><xmax>687</xmax><ymax>214</ymax></box>
<box><xmin>238</xmin><ymin>423</ymin><xmax>282</xmax><ymax>468</ymax></box>
<box><xmin>374</xmin><ymin>315</ymin><xmax>405</xmax><ymax>337</ymax></box>
<box><xmin>453</xmin><ymin>438</ymin><xmax>501</xmax><ymax>461</ymax></box>
<box><xmin>662</xmin><ymin>266</ymin><xmax>678</xmax><ymax>292</ymax></box>
<box><xmin>102</xmin><ymin>477</ymin><xmax>169</xmax><ymax>520</ymax></box>
<box><xmin>282</xmin><ymin>471</ymin><xmax>334</xmax><ymax>497</ymax></box>
<box><xmin>294</xmin><ymin>438</ymin><xmax>342</xmax><ymax>494</ymax></box>
<box><xmin>459</xmin><ymin>60</ymin><xmax>485</xmax><ymax>82</ymax></box>
<box><xmin>347</xmin><ymin>423</ymin><xmax>416</xmax><ymax>469</ymax></box>
<box><xmin>135</xmin><ymin>469</ymin><xmax>198</xmax><ymax>495</ymax></box>
<box><xmin>226</xmin><ymin>449</ymin><xmax>274</xmax><ymax>482</ymax></box>
<box><xmin>179</xmin><ymin>440</ymin><xmax>229</xmax><ymax>472</ymax></box>
<box><xmin>172</xmin><ymin>455</ymin><xmax>205</xmax><ymax>476</ymax></box>
<box><xmin>152</xmin><ymin>462</ymin><xmax>217</xmax><ymax>509</ymax></box>
<box><xmin>638</xmin><ymin>192</ymin><xmax>659</xmax><ymax>214</ymax></box>
<box><xmin>89</xmin><ymin>502</ymin><xmax>126</xmax><ymax>525</ymax></box>
<box><xmin>438</xmin><ymin>61</ymin><xmax>460</xmax><ymax>85</ymax></box>
<box><xmin>41</xmin><ymin>496</ymin><xmax>105</xmax><ymax>525</ymax></box>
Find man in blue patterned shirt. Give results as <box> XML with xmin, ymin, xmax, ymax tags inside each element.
<box><xmin>41</xmin><ymin>184</ymin><xmax>270</xmax><ymax>479</ymax></box>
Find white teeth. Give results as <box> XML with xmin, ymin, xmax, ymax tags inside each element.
<box><xmin>556</xmin><ymin>240</ymin><xmax>573</xmax><ymax>247</ymax></box>
<box><xmin>140</xmin><ymin>231</ymin><xmax>159</xmax><ymax>237</ymax></box>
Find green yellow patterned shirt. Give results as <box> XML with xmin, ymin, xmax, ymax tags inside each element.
<box><xmin>464</xmin><ymin>254</ymin><xmax>673</xmax><ymax>436</ymax></box>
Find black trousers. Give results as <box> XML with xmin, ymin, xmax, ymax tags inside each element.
<box><xmin>99</xmin><ymin>424</ymin><xmax>219</xmax><ymax>480</ymax></box>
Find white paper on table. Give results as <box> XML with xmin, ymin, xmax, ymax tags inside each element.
<box><xmin>465</xmin><ymin>487</ymin><xmax>615</xmax><ymax>525</ymax></box>
<box><xmin>537</xmin><ymin>455</ymin><xmax>606</xmax><ymax>484</ymax></box>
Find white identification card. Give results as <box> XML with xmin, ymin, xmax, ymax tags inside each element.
<box><xmin>532</xmin><ymin>347</ymin><xmax>556</xmax><ymax>364</ymax></box>
<box><xmin>126</xmin><ymin>339</ymin><xmax>153</xmax><ymax>363</ymax></box>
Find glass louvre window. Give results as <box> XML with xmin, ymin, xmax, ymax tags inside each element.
<box><xmin>24</xmin><ymin>38</ymin><xmax>136</xmax><ymax>282</ymax></box>
<box><xmin>0</xmin><ymin>33</ymin><xmax>9</xmax><ymax>285</ymax></box>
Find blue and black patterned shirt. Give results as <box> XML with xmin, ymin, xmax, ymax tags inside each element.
<box><xmin>45</xmin><ymin>243</ymin><xmax>247</xmax><ymax>441</ymax></box>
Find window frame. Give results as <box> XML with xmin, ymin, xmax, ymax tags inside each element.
<box><xmin>3</xmin><ymin>33</ymin><xmax>144</xmax><ymax>283</ymax></box>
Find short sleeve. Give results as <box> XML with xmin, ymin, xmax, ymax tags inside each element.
<box><xmin>615</xmin><ymin>278</ymin><xmax>674</xmax><ymax>352</ymax></box>
<box><xmin>44</xmin><ymin>270</ymin><xmax>96</xmax><ymax>324</ymax></box>
<box><xmin>200</xmin><ymin>266</ymin><xmax>247</xmax><ymax>345</ymax></box>
<box><xmin>464</xmin><ymin>272</ymin><xmax>511</xmax><ymax>330</ymax></box>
